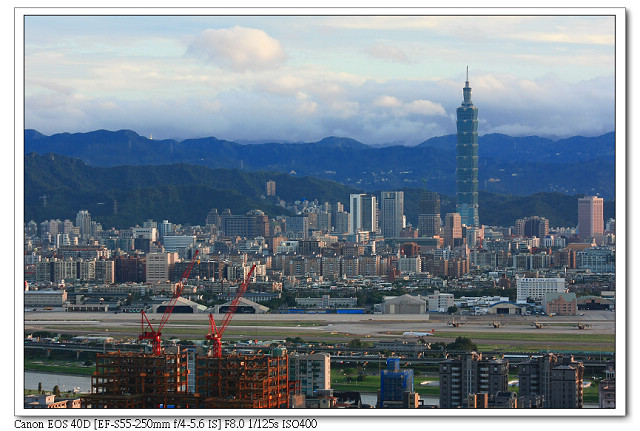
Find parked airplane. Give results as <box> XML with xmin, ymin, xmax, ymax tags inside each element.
<box><xmin>403</xmin><ymin>329</ymin><xmax>436</xmax><ymax>337</ymax></box>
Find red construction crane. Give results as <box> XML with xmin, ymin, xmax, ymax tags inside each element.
<box><xmin>139</xmin><ymin>250</ymin><xmax>200</xmax><ymax>355</ymax></box>
<box><xmin>206</xmin><ymin>264</ymin><xmax>256</xmax><ymax>358</ymax></box>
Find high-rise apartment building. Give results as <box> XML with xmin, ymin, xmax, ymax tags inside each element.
<box><xmin>380</xmin><ymin>191</ymin><xmax>404</xmax><ymax>238</ymax></box>
<box><xmin>288</xmin><ymin>353</ymin><xmax>331</xmax><ymax>397</ymax></box>
<box><xmin>578</xmin><ymin>196</ymin><xmax>604</xmax><ymax>240</ymax></box>
<box><xmin>75</xmin><ymin>210</ymin><xmax>92</xmax><ymax>240</ymax></box>
<box><xmin>518</xmin><ymin>354</ymin><xmax>584</xmax><ymax>408</ymax></box>
<box><xmin>439</xmin><ymin>352</ymin><xmax>509</xmax><ymax>408</ymax></box>
<box><xmin>265</xmin><ymin>180</ymin><xmax>276</xmax><ymax>196</ymax></box>
<box><xmin>456</xmin><ymin>68</ymin><xmax>479</xmax><ymax>227</ymax></box>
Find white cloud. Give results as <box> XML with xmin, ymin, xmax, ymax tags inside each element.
<box><xmin>403</xmin><ymin>100</ymin><xmax>447</xmax><ymax>116</ymax></box>
<box><xmin>367</xmin><ymin>44</ymin><xmax>411</xmax><ymax>63</ymax></box>
<box><xmin>187</xmin><ymin>26</ymin><xmax>287</xmax><ymax>72</ymax></box>
<box><xmin>374</xmin><ymin>95</ymin><xmax>402</xmax><ymax>108</ymax></box>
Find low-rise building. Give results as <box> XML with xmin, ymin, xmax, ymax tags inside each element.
<box><xmin>383</xmin><ymin>294</ymin><xmax>427</xmax><ymax>314</ymax></box>
<box><xmin>24</xmin><ymin>290</ymin><xmax>67</xmax><ymax>307</ymax></box>
<box><xmin>543</xmin><ymin>292</ymin><xmax>577</xmax><ymax>315</ymax></box>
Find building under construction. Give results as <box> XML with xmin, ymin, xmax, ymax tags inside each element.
<box><xmin>81</xmin><ymin>255</ymin><xmax>301</xmax><ymax>409</ymax></box>
<box><xmin>82</xmin><ymin>348</ymin><xmax>298</xmax><ymax>409</ymax></box>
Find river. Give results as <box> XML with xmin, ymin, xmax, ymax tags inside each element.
<box><xmin>23</xmin><ymin>372</ymin><xmax>598</xmax><ymax>409</ymax></box>
<box><xmin>24</xmin><ymin>371</ymin><xmax>92</xmax><ymax>394</ymax></box>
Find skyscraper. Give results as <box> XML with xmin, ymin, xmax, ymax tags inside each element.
<box><xmin>380</xmin><ymin>191</ymin><xmax>404</xmax><ymax>238</ymax></box>
<box><xmin>75</xmin><ymin>210</ymin><xmax>91</xmax><ymax>240</ymax></box>
<box><xmin>349</xmin><ymin>194</ymin><xmax>378</xmax><ymax>235</ymax></box>
<box><xmin>578</xmin><ymin>196</ymin><xmax>604</xmax><ymax>240</ymax></box>
<box><xmin>418</xmin><ymin>190</ymin><xmax>441</xmax><ymax>237</ymax></box>
<box><xmin>456</xmin><ymin>67</ymin><xmax>479</xmax><ymax>227</ymax></box>
<box><xmin>444</xmin><ymin>212</ymin><xmax>462</xmax><ymax>247</ymax></box>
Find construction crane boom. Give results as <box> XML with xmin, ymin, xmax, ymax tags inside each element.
<box><xmin>139</xmin><ymin>250</ymin><xmax>200</xmax><ymax>355</ymax></box>
<box><xmin>207</xmin><ymin>264</ymin><xmax>256</xmax><ymax>358</ymax></box>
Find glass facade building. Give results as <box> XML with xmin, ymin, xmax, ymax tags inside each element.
<box><xmin>456</xmin><ymin>68</ymin><xmax>479</xmax><ymax>227</ymax></box>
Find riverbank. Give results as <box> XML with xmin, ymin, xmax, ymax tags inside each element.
<box><xmin>25</xmin><ymin>359</ymin><xmax>95</xmax><ymax>376</ymax></box>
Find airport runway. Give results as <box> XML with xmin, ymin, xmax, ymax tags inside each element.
<box><xmin>23</xmin><ymin>310</ymin><xmax>616</xmax><ymax>343</ymax></box>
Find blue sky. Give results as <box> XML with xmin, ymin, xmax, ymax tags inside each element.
<box><xmin>23</xmin><ymin>12</ymin><xmax>617</xmax><ymax>146</ymax></box>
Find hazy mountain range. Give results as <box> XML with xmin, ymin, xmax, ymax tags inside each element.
<box><xmin>24</xmin><ymin>152</ymin><xmax>614</xmax><ymax>230</ymax></box>
<box><xmin>24</xmin><ymin>129</ymin><xmax>615</xmax><ymax>199</ymax></box>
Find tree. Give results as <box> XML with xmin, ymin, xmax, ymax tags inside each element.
<box><xmin>447</xmin><ymin>305</ymin><xmax>458</xmax><ymax>314</ymax></box>
<box><xmin>53</xmin><ymin>385</ymin><xmax>60</xmax><ymax>396</ymax></box>
<box><xmin>37</xmin><ymin>382</ymin><xmax>42</xmax><ymax>394</ymax></box>
<box><xmin>446</xmin><ymin>336</ymin><xmax>477</xmax><ymax>352</ymax></box>
<box><xmin>348</xmin><ymin>338</ymin><xmax>363</xmax><ymax>348</ymax></box>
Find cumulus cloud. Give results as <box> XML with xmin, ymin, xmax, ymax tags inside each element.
<box><xmin>187</xmin><ymin>26</ymin><xmax>287</xmax><ymax>72</ymax></box>
<box><xmin>367</xmin><ymin>44</ymin><xmax>411</xmax><ymax>63</ymax></box>
<box><xmin>372</xmin><ymin>95</ymin><xmax>447</xmax><ymax>118</ymax></box>
<box><xmin>403</xmin><ymin>100</ymin><xmax>447</xmax><ymax>116</ymax></box>
<box><xmin>373</xmin><ymin>95</ymin><xmax>403</xmax><ymax>108</ymax></box>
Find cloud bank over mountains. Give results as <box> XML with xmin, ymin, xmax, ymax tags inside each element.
<box><xmin>24</xmin><ymin>14</ymin><xmax>616</xmax><ymax>146</ymax></box>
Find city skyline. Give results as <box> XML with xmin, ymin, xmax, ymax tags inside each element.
<box><xmin>15</xmin><ymin>6</ymin><xmax>626</xmax><ymax>420</ymax></box>
<box><xmin>23</xmin><ymin>11</ymin><xmax>616</xmax><ymax>146</ymax></box>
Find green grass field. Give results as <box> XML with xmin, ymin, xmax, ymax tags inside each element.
<box><xmin>25</xmin><ymin>360</ymin><xmax>95</xmax><ymax>376</ymax></box>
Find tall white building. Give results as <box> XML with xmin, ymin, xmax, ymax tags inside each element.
<box><xmin>349</xmin><ymin>194</ymin><xmax>377</xmax><ymax>235</ymax></box>
<box><xmin>380</xmin><ymin>191</ymin><xmax>404</xmax><ymax>238</ymax></box>
<box><xmin>75</xmin><ymin>210</ymin><xmax>91</xmax><ymax>240</ymax></box>
<box><xmin>516</xmin><ymin>277</ymin><xmax>566</xmax><ymax>302</ymax></box>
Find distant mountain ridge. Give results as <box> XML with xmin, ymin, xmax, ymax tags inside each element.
<box><xmin>24</xmin><ymin>153</ymin><xmax>614</xmax><ymax>229</ymax></box>
<box><xmin>24</xmin><ymin>129</ymin><xmax>616</xmax><ymax>198</ymax></box>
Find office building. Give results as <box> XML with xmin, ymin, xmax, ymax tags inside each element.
<box><xmin>146</xmin><ymin>252</ymin><xmax>178</xmax><ymax>284</ymax></box>
<box><xmin>456</xmin><ymin>68</ymin><xmax>479</xmax><ymax>227</ymax></box>
<box><xmin>380</xmin><ymin>191</ymin><xmax>404</xmax><ymax>238</ymax></box>
<box><xmin>515</xmin><ymin>216</ymin><xmax>550</xmax><ymax>238</ymax></box>
<box><xmin>578</xmin><ymin>196</ymin><xmax>604</xmax><ymax>240</ymax></box>
<box><xmin>516</xmin><ymin>276</ymin><xmax>566</xmax><ymax>302</ymax></box>
<box><xmin>162</xmin><ymin>235</ymin><xmax>196</xmax><ymax>252</ymax></box>
<box><xmin>418</xmin><ymin>190</ymin><xmax>441</xmax><ymax>237</ymax></box>
<box><xmin>444</xmin><ymin>213</ymin><xmax>463</xmax><ymax>247</ymax></box>
<box><xmin>349</xmin><ymin>194</ymin><xmax>378</xmax><ymax>235</ymax></box>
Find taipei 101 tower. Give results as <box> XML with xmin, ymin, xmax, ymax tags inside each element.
<box><xmin>456</xmin><ymin>67</ymin><xmax>479</xmax><ymax>227</ymax></box>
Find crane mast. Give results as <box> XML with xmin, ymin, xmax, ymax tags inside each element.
<box><xmin>139</xmin><ymin>250</ymin><xmax>200</xmax><ymax>355</ymax></box>
<box><xmin>206</xmin><ymin>264</ymin><xmax>256</xmax><ymax>358</ymax></box>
